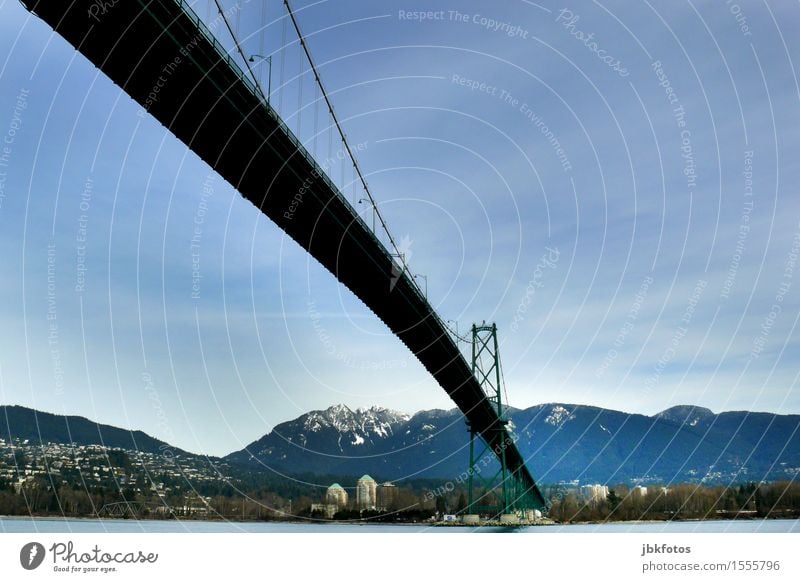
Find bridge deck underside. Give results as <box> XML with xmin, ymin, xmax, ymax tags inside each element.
<box><xmin>22</xmin><ymin>0</ymin><xmax>545</xmax><ymax>509</ymax></box>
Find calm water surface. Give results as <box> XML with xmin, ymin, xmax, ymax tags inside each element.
<box><xmin>1</xmin><ymin>517</ymin><xmax>797</xmax><ymax>533</ymax></box>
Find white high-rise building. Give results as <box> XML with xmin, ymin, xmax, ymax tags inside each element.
<box><xmin>326</xmin><ymin>483</ymin><xmax>348</xmax><ymax>509</ymax></box>
<box><xmin>356</xmin><ymin>475</ymin><xmax>377</xmax><ymax>510</ymax></box>
<box><xmin>580</xmin><ymin>484</ymin><xmax>609</xmax><ymax>506</ymax></box>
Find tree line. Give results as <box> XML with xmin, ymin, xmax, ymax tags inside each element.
<box><xmin>548</xmin><ymin>482</ymin><xmax>800</xmax><ymax>523</ymax></box>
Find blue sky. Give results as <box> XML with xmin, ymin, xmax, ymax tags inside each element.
<box><xmin>0</xmin><ymin>0</ymin><xmax>798</xmax><ymax>456</ymax></box>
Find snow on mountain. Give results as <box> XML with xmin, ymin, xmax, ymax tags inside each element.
<box><xmin>655</xmin><ymin>405</ymin><xmax>715</xmax><ymax>428</ymax></box>
<box><xmin>226</xmin><ymin>403</ymin><xmax>800</xmax><ymax>485</ymax></box>
<box><xmin>300</xmin><ymin>404</ymin><xmax>409</xmax><ymax>438</ymax></box>
<box><xmin>545</xmin><ymin>405</ymin><xmax>575</xmax><ymax>427</ymax></box>
<box><xmin>247</xmin><ymin>404</ymin><xmax>411</xmax><ymax>457</ymax></box>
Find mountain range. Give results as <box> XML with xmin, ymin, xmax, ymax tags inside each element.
<box><xmin>2</xmin><ymin>403</ymin><xmax>799</xmax><ymax>485</ymax></box>
<box><xmin>225</xmin><ymin>403</ymin><xmax>800</xmax><ymax>485</ymax></box>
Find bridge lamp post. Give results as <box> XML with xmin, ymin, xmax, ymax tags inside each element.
<box><xmin>248</xmin><ymin>54</ymin><xmax>272</xmax><ymax>105</ymax></box>
<box><xmin>358</xmin><ymin>198</ymin><xmax>377</xmax><ymax>233</ymax></box>
<box><xmin>414</xmin><ymin>274</ymin><xmax>428</xmax><ymax>300</ymax></box>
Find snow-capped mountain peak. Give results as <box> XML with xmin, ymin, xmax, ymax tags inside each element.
<box><xmin>298</xmin><ymin>404</ymin><xmax>409</xmax><ymax>439</ymax></box>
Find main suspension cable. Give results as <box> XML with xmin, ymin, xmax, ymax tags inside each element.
<box><xmin>282</xmin><ymin>0</ymin><xmax>419</xmax><ymax>295</ymax></box>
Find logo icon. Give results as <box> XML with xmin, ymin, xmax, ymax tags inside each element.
<box><xmin>20</xmin><ymin>542</ymin><xmax>45</xmax><ymax>570</ymax></box>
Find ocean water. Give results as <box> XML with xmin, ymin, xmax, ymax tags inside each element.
<box><xmin>1</xmin><ymin>517</ymin><xmax>797</xmax><ymax>533</ymax></box>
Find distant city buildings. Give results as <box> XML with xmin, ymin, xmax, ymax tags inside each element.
<box><xmin>0</xmin><ymin>438</ymin><xmax>234</xmax><ymax>496</ymax></box>
<box><xmin>180</xmin><ymin>492</ymin><xmax>213</xmax><ymax>516</ymax></box>
<box><xmin>356</xmin><ymin>474</ymin><xmax>377</xmax><ymax>509</ymax></box>
<box><xmin>632</xmin><ymin>485</ymin><xmax>648</xmax><ymax>498</ymax></box>
<box><xmin>317</xmin><ymin>478</ymin><xmax>395</xmax><ymax>516</ymax></box>
<box><xmin>580</xmin><ymin>484</ymin><xmax>609</xmax><ymax>506</ymax></box>
<box><xmin>310</xmin><ymin>503</ymin><xmax>337</xmax><ymax>518</ymax></box>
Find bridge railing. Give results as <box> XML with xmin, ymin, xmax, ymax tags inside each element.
<box><xmin>173</xmin><ymin>0</ymin><xmax>422</xmax><ymax>300</ymax></box>
<box><xmin>174</xmin><ymin>0</ymin><xmax>430</xmax><ymax>308</ymax></box>
<box><xmin>175</xmin><ymin>0</ymin><xmax>264</xmax><ymax>101</ymax></box>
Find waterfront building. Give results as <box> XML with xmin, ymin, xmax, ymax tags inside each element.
<box><xmin>580</xmin><ymin>484</ymin><xmax>609</xmax><ymax>506</ymax></box>
<box><xmin>376</xmin><ymin>482</ymin><xmax>397</xmax><ymax>510</ymax></box>
<box><xmin>326</xmin><ymin>483</ymin><xmax>348</xmax><ymax>509</ymax></box>
<box><xmin>356</xmin><ymin>474</ymin><xmax>377</xmax><ymax>510</ymax></box>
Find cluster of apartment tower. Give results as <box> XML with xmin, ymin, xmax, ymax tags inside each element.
<box><xmin>313</xmin><ymin>475</ymin><xmax>397</xmax><ymax>517</ymax></box>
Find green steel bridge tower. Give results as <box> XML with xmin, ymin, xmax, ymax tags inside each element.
<box><xmin>467</xmin><ymin>323</ymin><xmax>540</xmax><ymax>518</ymax></box>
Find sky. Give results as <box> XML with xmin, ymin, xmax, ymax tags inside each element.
<box><xmin>0</xmin><ymin>0</ymin><xmax>798</xmax><ymax>457</ymax></box>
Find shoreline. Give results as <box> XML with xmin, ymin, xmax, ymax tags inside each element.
<box><xmin>2</xmin><ymin>513</ymin><xmax>796</xmax><ymax>527</ymax></box>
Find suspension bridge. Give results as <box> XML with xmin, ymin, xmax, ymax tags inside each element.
<box><xmin>20</xmin><ymin>0</ymin><xmax>546</xmax><ymax>516</ymax></box>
